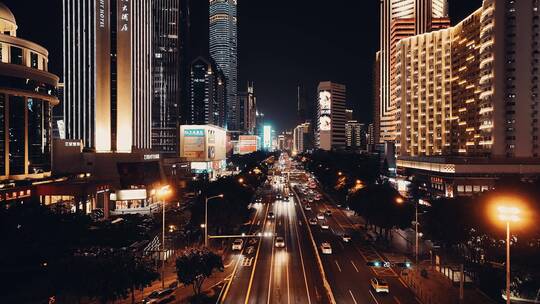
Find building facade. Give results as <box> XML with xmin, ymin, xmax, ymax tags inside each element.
<box><xmin>346</xmin><ymin>121</ymin><xmax>366</xmax><ymax>151</ymax></box>
<box><xmin>293</xmin><ymin>122</ymin><xmax>313</xmax><ymax>154</ymax></box>
<box><xmin>152</xmin><ymin>0</ymin><xmax>180</xmax><ymax>155</ymax></box>
<box><xmin>209</xmin><ymin>0</ymin><xmax>238</xmax><ymax>130</ymax></box>
<box><xmin>395</xmin><ymin>0</ymin><xmax>540</xmax><ymax>197</ymax></box>
<box><xmin>237</xmin><ymin>82</ymin><xmax>257</xmax><ymax>134</ymax></box>
<box><xmin>0</xmin><ymin>4</ymin><xmax>59</xmax><ymax>180</ymax></box>
<box><xmin>316</xmin><ymin>81</ymin><xmax>347</xmax><ymax>151</ymax></box>
<box><xmin>63</xmin><ymin>0</ymin><xmax>152</xmax><ymax>153</ymax></box>
<box><xmin>188</xmin><ymin>56</ymin><xmax>226</xmax><ymax>127</ymax></box>
<box><xmin>377</xmin><ymin>0</ymin><xmax>449</xmax><ymax>143</ymax></box>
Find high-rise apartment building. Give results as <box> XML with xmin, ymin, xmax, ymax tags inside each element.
<box><xmin>209</xmin><ymin>0</ymin><xmax>238</xmax><ymax>130</ymax></box>
<box><xmin>316</xmin><ymin>82</ymin><xmax>347</xmax><ymax>151</ymax></box>
<box><xmin>346</xmin><ymin>121</ymin><xmax>365</xmax><ymax>150</ymax></box>
<box><xmin>395</xmin><ymin>0</ymin><xmax>540</xmax><ymax>197</ymax></box>
<box><xmin>63</xmin><ymin>0</ymin><xmax>153</xmax><ymax>153</ymax></box>
<box><xmin>152</xmin><ymin>0</ymin><xmax>180</xmax><ymax>155</ymax></box>
<box><xmin>293</xmin><ymin>122</ymin><xmax>313</xmax><ymax>154</ymax></box>
<box><xmin>238</xmin><ymin>82</ymin><xmax>257</xmax><ymax>134</ymax></box>
<box><xmin>377</xmin><ymin>0</ymin><xmax>449</xmax><ymax>143</ymax></box>
<box><xmin>188</xmin><ymin>56</ymin><xmax>226</xmax><ymax>127</ymax></box>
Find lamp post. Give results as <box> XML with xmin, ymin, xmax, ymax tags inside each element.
<box><xmin>205</xmin><ymin>194</ymin><xmax>224</xmax><ymax>247</ymax></box>
<box><xmin>396</xmin><ymin>197</ymin><xmax>418</xmax><ymax>264</ymax></box>
<box><xmin>497</xmin><ymin>205</ymin><xmax>521</xmax><ymax>304</ymax></box>
<box><xmin>157</xmin><ymin>185</ymin><xmax>171</xmax><ymax>288</ymax></box>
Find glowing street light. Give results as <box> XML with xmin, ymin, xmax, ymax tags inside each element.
<box><xmin>496</xmin><ymin>204</ymin><xmax>522</xmax><ymax>304</ymax></box>
<box><xmin>395</xmin><ymin>196</ymin><xmax>418</xmax><ymax>264</ymax></box>
<box><xmin>238</xmin><ymin>177</ymin><xmax>244</xmax><ymax>184</ymax></box>
<box><xmin>338</xmin><ymin>171</ymin><xmax>343</xmax><ymax>176</ymax></box>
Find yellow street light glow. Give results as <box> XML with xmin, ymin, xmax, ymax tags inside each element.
<box><xmin>396</xmin><ymin>197</ymin><xmax>404</xmax><ymax>204</ymax></box>
<box><xmin>338</xmin><ymin>171</ymin><xmax>343</xmax><ymax>176</ymax></box>
<box><xmin>497</xmin><ymin>206</ymin><xmax>521</xmax><ymax>222</ymax></box>
<box><xmin>238</xmin><ymin>178</ymin><xmax>244</xmax><ymax>183</ymax></box>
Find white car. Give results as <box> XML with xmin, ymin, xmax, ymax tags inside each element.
<box><xmin>309</xmin><ymin>218</ymin><xmax>318</xmax><ymax>225</ymax></box>
<box><xmin>341</xmin><ymin>234</ymin><xmax>352</xmax><ymax>242</ymax></box>
<box><xmin>370</xmin><ymin>278</ymin><xmax>390</xmax><ymax>293</ymax></box>
<box><xmin>317</xmin><ymin>213</ymin><xmax>325</xmax><ymax>220</ymax></box>
<box><xmin>232</xmin><ymin>239</ymin><xmax>244</xmax><ymax>251</ymax></box>
<box><xmin>320</xmin><ymin>242</ymin><xmax>332</xmax><ymax>254</ymax></box>
<box><xmin>275</xmin><ymin>236</ymin><xmax>285</xmax><ymax>248</ymax></box>
<box><xmin>320</xmin><ymin>222</ymin><xmax>329</xmax><ymax>230</ymax></box>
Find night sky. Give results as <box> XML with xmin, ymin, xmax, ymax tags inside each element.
<box><xmin>4</xmin><ymin>0</ymin><xmax>481</xmax><ymax>132</ymax></box>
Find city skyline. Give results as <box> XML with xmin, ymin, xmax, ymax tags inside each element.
<box><xmin>3</xmin><ymin>0</ymin><xmax>482</xmax><ymax>132</ymax></box>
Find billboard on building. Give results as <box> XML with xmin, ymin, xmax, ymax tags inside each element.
<box><xmin>238</xmin><ymin>135</ymin><xmax>259</xmax><ymax>154</ymax></box>
<box><xmin>180</xmin><ymin>125</ymin><xmax>226</xmax><ymax>162</ymax></box>
<box><xmin>263</xmin><ymin>126</ymin><xmax>272</xmax><ymax>150</ymax></box>
<box><xmin>319</xmin><ymin>91</ymin><xmax>332</xmax><ymax>131</ymax></box>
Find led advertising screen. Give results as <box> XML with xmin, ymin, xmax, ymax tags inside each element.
<box><xmin>319</xmin><ymin>91</ymin><xmax>332</xmax><ymax>131</ymax></box>
<box><xmin>183</xmin><ymin>128</ymin><xmax>205</xmax><ymax>159</ymax></box>
<box><xmin>239</xmin><ymin>135</ymin><xmax>258</xmax><ymax>154</ymax></box>
<box><xmin>263</xmin><ymin>126</ymin><xmax>272</xmax><ymax>149</ymax></box>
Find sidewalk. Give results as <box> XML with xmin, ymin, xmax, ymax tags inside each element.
<box><xmin>116</xmin><ymin>248</ymin><xmax>235</xmax><ymax>304</ymax></box>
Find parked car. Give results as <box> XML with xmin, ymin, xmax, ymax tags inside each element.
<box><xmin>320</xmin><ymin>242</ymin><xmax>332</xmax><ymax>254</ymax></box>
<box><xmin>275</xmin><ymin>236</ymin><xmax>285</xmax><ymax>248</ymax></box>
<box><xmin>304</xmin><ymin>204</ymin><xmax>312</xmax><ymax>210</ymax></box>
<box><xmin>309</xmin><ymin>218</ymin><xmax>318</xmax><ymax>225</ymax></box>
<box><xmin>317</xmin><ymin>213</ymin><xmax>325</xmax><ymax>220</ymax></box>
<box><xmin>370</xmin><ymin>278</ymin><xmax>390</xmax><ymax>293</ymax></box>
<box><xmin>324</xmin><ymin>210</ymin><xmax>332</xmax><ymax>217</ymax></box>
<box><xmin>232</xmin><ymin>239</ymin><xmax>244</xmax><ymax>251</ymax></box>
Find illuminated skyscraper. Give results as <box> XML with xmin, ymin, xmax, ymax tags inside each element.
<box><xmin>316</xmin><ymin>82</ymin><xmax>346</xmax><ymax>151</ymax></box>
<box><xmin>209</xmin><ymin>0</ymin><xmax>238</xmax><ymax>130</ymax></box>
<box><xmin>377</xmin><ymin>0</ymin><xmax>449</xmax><ymax>143</ymax></box>
<box><xmin>63</xmin><ymin>0</ymin><xmax>152</xmax><ymax>153</ymax></box>
<box><xmin>152</xmin><ymin>0</ymin><xmax>180</xmax><ymax>155</ymax></box>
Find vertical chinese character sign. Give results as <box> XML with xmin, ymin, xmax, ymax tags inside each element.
<box><xmin>116</xmin><ymin>0</ymin><xmax>132</xmax><ymax>152</ymax></box>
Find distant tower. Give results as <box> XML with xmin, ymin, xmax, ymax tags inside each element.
<box><xmin>209</xmin><ymin>0</ymin><xmax>238</xmax><ymax>130</ymax></box>
<box><xmin>297</xmin><ymin>84</ymin><xmax>307</xmax><ymax>123</ymax></box>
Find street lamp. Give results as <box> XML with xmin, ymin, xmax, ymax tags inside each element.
<box><xmin>205</xmin><ymin>194</ymin><xmax>224</xmax><ymax>247</ymax></box>
<box><xmin>157</xmin><ymin>185</ymin><xmax>172</xmax><ymax>288</ymax></box>
<box><xmin>396</xmin><ymin>197</ymin><xmax>418</xmax><ymax>264</ymax></box>
<box><xmin>238</xmin><ymin>177</ymin><xmax>244</xmax><ymax>184</ymax></box>
<box><xmin>338</xmin><ymin>171</ymin><xmax>343</xmax><ymax>176</ymax></box>
<box><xmin>497</xmin><ymin>205</ymin><xmax>522</xmax><ymax>304</ymax></box>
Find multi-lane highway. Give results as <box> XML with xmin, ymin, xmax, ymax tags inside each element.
<box><xmin>218</xmin><ymin>153</ymin><xmax>419</xmax><ymax>303</ymax></box>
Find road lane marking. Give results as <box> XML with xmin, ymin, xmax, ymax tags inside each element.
<box><xmin>351</xmin><ymin>260</ymin><xmax>359</xmax><ymax>272</ymax></box>
<box><xmin>266</xmin><ymin>207</ymin><xmax>277</xmax><ymax>304</ymax></box>
<box><xmin>348</xmin><ymin>290</ymin><xmax>358</xmax><ymax>304</ymax></box>
<box><xmin>334</xmin><ymin>260</ymin><xmax>342</xmax><ymax>272</ymax></box>
<box><xmin>369</xmin><ymin>290</ymin><xmax>380</xmax><ymax>304</ymax></box>
<box><xmin>284</xmin><ymin>200</ymin><xmax>291</xmax><ymax>304</ymax></box>
<box><xmin>243</xmin><ymin>203</ymin><xmax>270</xmax><ymax>304</ymax></box>
<box><xmin>221</xmin><ymin>202</ymin><xmax>263</xmax><ymax>303</ymax></box>
<box><xmin>293</xmin><ymin>195</ymin><xmax>312</xmax><ymax>304</ymax></box>
<box><xmin>293</xmin><ymin>186</ymin><xmax>337</xmax><ymax>304</ymax></box>
<box><xmin>394</xmin><ymin>296</ymin><xmax>402</xmax><ymax>304</ymax></box>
